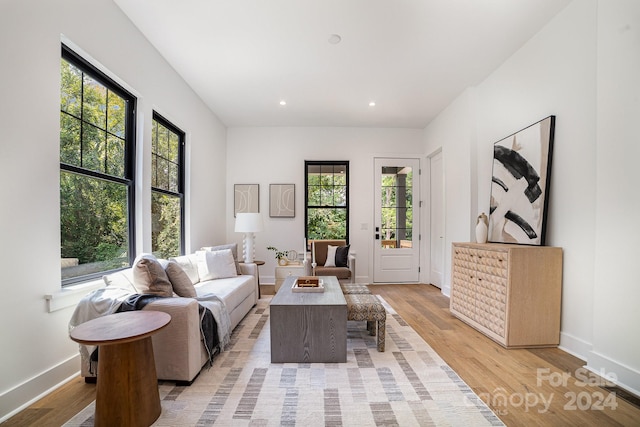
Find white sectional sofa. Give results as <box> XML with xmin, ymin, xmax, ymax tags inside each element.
<box><xmin>71</xmin><ymin>244</ymin><xmax>258</xmax><ymax>384</ymax></box>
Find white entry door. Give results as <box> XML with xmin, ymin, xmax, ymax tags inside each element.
<box><xmin>373</xmin><ymin>158</ymin><xmax>420</xmax><ymax>283</ymax></box>
<box><xmin>429</xmin><ymin>150</ymin><xmax>444</xmax><ymax>288</ymax></box>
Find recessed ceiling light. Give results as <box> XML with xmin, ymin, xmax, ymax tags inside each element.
<box><xmin>279</xmin><ymin>100</ymin><xmax>287</xmax><ymax>106</ymax></box>
<box><xmin>328</xmin><ymin>34</ymin><xmax>342</xmax><ymax>45</ymax></box>
<box><xmin>369</xmin><ymin>101</ymin><xmax>376</xmax><ymax>107</ymax></box>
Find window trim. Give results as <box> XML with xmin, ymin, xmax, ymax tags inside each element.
<box><xmin>304</xmin><ymin>160</ymin><xmax>350</xmax><ymax>243</ymax></box>
<box><xmin>60</xmin><ymin>44</ymin><xmax>137</xmax><ymax>286</ymax></box>
<box><xmin>151</xmin><ymin>111</ymin><xmax>186</xmax><ymax>256</ymax></box>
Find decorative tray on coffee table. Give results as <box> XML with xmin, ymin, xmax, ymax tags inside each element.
<box><xmin>292</xmin><ymin>276</ymin><xmax>324</xmax><ymax>293</ymax></box>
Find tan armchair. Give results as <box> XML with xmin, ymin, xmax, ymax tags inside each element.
<box><xmin>305</xmin><ymin>239</ymin><xmax>355</xmax><ymax>283</ymax></box>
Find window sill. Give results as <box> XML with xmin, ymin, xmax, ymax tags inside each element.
<box><xmin>45</xmin><ymin>279</ymin><xmax>105</xmax><ymax>313</ymax></box>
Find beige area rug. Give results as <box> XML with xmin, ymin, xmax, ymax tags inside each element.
<box><xmin>65</xmin><ymin>297</ymin><xmax>504</xmax><ymax>426</ymax></box>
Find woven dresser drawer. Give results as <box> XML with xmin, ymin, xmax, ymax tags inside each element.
<box><xmin>449</xmin><ymin>242</ymin><xmax>562</xmax><ymax>348</ymax></box>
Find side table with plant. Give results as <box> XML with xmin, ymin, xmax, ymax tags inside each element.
<box><xmin>267</xmin><ymin>246</ymin><xmax>288</xmax><ymax>265</ymax></box>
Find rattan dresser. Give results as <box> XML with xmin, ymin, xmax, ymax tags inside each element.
<box><xmin>450</xmin><ymin>242</ymin><xmax>563</xmax><ymax>348</ymax></box>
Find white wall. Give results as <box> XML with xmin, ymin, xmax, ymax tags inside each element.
<box><xmin>591</xmin><ymin>0</ymin><xmax>640</xmax><ymax>394</ymax></box>
<box><xmin>423</xmin><ymin>0</ymin><xmax>639</xmax><ymax>394</ymax></box>
<box><xmin>226</xmin><ymin>127</ymin><xmax>424</xmax><ymax>284</ymax></box>
<box><xmin>0</xmin><ymin>0</ymin><xmax>226</xmax><ymax>420</ymax></box>
<box><xmin>476</xmin><ymin>0</ymin><xmax>598</xmax><ymax>356</ymax></box>
<box><xmin>422</xmin><ymin>88</ymin><xmax>476</xmax><ymax>295</ymax></box>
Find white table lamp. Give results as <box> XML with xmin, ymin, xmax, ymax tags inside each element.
<box><xmin>235</xmin><ymin>213</ymin><xmax>264</xmax><ymax>263</ymax></box>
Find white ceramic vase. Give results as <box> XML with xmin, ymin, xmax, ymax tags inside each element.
<box><xmin>476</xmin><ymin>213</ymin><xmax>488</xmax><ymax>244</ymax></box>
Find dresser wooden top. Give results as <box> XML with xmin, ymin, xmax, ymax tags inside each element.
<box><xmin>453</xmin><ymin>242</ymin><xmax>562</xmax><ymax>251</ymax></box>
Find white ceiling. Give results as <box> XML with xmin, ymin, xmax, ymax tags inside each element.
<box><xmin>114</xmin><ymin>0</ymin><xmax>571</xmax><ymax>129</ymax></box>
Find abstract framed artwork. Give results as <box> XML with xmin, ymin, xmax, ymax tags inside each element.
<box><xmin>269</xmin><ymin>184</ymin><xmax>295</xmax><ymax>218</ymax></box>
<box><xmin>234</xmin><ymin>184</ymin><xmax>259</xmax><ymax>217</ymax></box>
<box><xmin>488</xmin><ymin>115</ymin><xmax>555</xmax><ymax>246</ymax></box>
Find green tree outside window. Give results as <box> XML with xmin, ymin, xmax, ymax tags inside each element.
<box><xmin>60</xmin><ymin>47</ymin><xmax>135</xmax><ymax>283</ymax></box>
<box><xmin>305</xmin><ymin>161</ymin><xmax>349</xmax><ymax>241</ymax></box>
<box><xmin>151</xmin><ymin>114</ymin><xmax>185</xmax><ymax>259</ymax></box>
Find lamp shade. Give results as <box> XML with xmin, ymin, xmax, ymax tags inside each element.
<box><xmin>234</xmin><ymin>213</ymin><xmax>264</xmax><ymax>233</ymax></box>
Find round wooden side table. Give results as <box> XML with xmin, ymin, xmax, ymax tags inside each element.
<box><xmin>69</xmin><ymin>311</ymin><xmax>171</xmax><ymax>427</ymax></box>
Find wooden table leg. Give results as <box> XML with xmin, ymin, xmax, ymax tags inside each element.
<box><xmin>95</xmin><ymin>337</ymin><xmax>161</xmax><ymax>427</ymax></box>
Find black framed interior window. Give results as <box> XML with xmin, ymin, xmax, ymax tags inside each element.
<box><xmin>305</xmin><ymin>161</ymin><xmax>349</xmax><ymax>242</ymax></box>
<box><xmin>151</xmin><ymin>112</ymin><xmax>185</xmax><ymax>258</ymax></box>
<box><xmin>60</xmin><ymin>45</ymin><xmax>136</xmax><ymax>285</ymax></box>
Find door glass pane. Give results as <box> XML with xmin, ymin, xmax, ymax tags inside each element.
<box><xmin>380</xmin><ymin>166</ymin><xmax>413</xmax><ymax>249</ymax></box>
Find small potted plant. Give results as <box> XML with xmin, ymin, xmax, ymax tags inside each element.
<box><xmin>267</xmin><ymin>246</ymin><xmax>288</xmax><ymax>265</ymax></box>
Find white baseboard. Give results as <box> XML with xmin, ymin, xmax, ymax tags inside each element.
<box><xmin>261</xmin><ymin>276</ymin><xmax>275</xmax><ymax>285</ymax></box>
<box><xmin>587</xmin><ymin>350</ymin><xmax>640</xmax><ymax>397</ymax></box>
<box><xmin>558</xmin><ymin>331</ymin><xmax>592</xmax><ymax>362</ymax></box>
<box><xmin>441</xmin><ymin>284</ymin><xmax>451</xmax><ymax>297</ymax></box>
<box><xmin>0</xmin><ymin>354</ymin><xmax>80</xmax><ymax>423</ymax></box>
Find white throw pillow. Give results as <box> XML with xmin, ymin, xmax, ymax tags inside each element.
<box><xmin>196</xmin><ymin>249</ymin><xmax>238</xmax><ymax>281</ymax></box>
<box><xmin>201</xmin><ymin>243</ymin><xmax>241</xmax><ymax>274</ymax></box>
<box><xmin>103</xmin><ymin>270</ymin><xmax>136</xmax><ymax>292</ymax></box>
<box><xmin>324</xmin><ymin>245</ymin><xmax>338</xmax><ymax>267</ymax></box>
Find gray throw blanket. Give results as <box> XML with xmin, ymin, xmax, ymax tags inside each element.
<box><xmin>195</xmin><ymin>293</ymin><xmax>231</xmax><ymax>352</ymax></box>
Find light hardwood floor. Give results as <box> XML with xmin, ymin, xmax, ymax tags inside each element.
<box><xmin>3</xmin><ymin>284</ymin><xmax>639</xmax><ymax>426</ymax></box>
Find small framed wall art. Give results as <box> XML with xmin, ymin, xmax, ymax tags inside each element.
<box><xmin>488</xmin><ymin>115</ymin><xmax>555</xmax><ymax>245</ymax></box>
<box><xmin>269</xmin><ymin>184</ymin><xmax>295</xmax><ymax>218</ymax></box>
<box><xmin>234</xmin><ymin>184</ymin><xmax>259</xmax><ymax>217</ymax></box>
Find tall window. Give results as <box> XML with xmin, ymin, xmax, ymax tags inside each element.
<box><xmin>60</xmin><ymin>45</ymin><xmax>136</xmax><ymax>285</ymax></box>
<box><xmin>305</xmin><ymin>161</ymin><xmax>349</xmax><ymax>241</ymax></box>
<box><xmin>151</xmin><ymin>113</ymin><xmax>185</xmax><ymax>258</ymax></box>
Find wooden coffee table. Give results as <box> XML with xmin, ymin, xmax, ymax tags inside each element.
<box><xmin>69</xmin><ymin>310</ymin><xmax>171</xmax><ymax>426</ymax></box>
<box><xmin>270</xmin><ymin>275</ymin><xmax>347</xmax><ymax>363</ymax></box>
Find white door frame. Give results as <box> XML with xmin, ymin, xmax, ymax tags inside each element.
<box><xmin>373</xmin><ymin>157</ymin><xmax>420</xmax><ymax>283</ymax></box>
<box><xmin>426</xmin><ymin>148</ymin><xmax>445</xmax><ymax>288</ymax></box>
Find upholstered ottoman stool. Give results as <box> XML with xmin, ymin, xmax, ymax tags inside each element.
<box><xmin>340</xmin><ymin>283</ymin><xmax>371</xmax><ymax>294</ymax></box>
<box><xmin>345</xmin><ymin>294</ymin><xmax>386</xmax><ymax>351</ymax></box>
